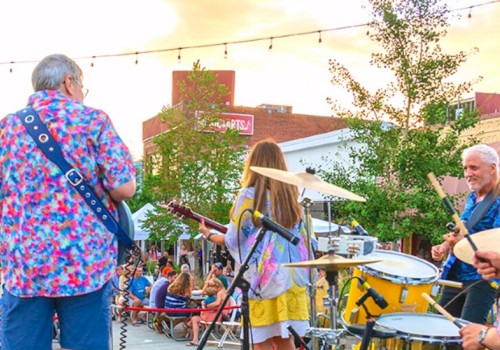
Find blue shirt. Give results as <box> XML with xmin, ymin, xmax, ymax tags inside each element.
<box><xmin>455</xmin><ymin>191</ymin><xmax>500</xmax><ymax>281</ymax></box>
<box><xmin>129</xmin><ymin>276</ymin><xmax>151</xmax><ymax>300</ymax></box>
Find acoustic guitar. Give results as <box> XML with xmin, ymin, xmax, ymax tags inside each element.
<box><xmin>164</xmin><ymin>201</ymin><xmax>227</xmax><ymax>234</ymax></box>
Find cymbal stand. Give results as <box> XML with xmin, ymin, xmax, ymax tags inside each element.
<box><xmin>307</xmin><ymin>245</ymin><xmax>346</xmax><ymax>349</ymax></box>
<box><xmin>301</xmin><ymin>196</ymin><xmax>317</xmax><ymax>328</ymax></box>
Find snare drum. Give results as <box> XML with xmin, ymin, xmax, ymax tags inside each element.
<box><xmin>373</xmin><ymin>313</ymin><xmax>466</xmax><ymax>349</ymax></box>
<box><xmin>343</xmin><ymin>250</ymin><xmax>439</xmax><ymax>325</ymax></box>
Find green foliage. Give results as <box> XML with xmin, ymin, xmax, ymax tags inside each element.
<box><xmin>139</xmin><ymin>60</ymin><xmax>246</xmax><ymax>246</ymax></box>
<box><xmin>321</xmin><ymin>0</ymin><xmax>480</xmax><ymax>245</ymax></box>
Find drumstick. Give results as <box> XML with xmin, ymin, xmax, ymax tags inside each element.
<box><xmin>427</xmin><ymin>172</ymin><xmax>479</xmax><ymax>251</ymax></box>
<box><xmin>421</xmin><ymin>292</ymin><xmax>465</xmax><ymax>329</ymax></box>
<box><xmin>427</xmin><ymin>173</ymin><xmax>500</xmax><ymax>290</ymax></box>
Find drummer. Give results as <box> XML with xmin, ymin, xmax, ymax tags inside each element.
<box><xmin>431</xmin><ymin>144</ymin><xmax>500</xmax><ymax>324</ymax></box>
<box><xmin>460</xmin><ymin>250</ymin><xmax>500</xmax><ymax>349</ymax></box>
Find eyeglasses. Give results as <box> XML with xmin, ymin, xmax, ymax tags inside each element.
<box><xmin>81</xmin><ymin>86</ymin><xmax>89</xmax><ymax>98</ymax></box>
<box><xmin>73</xmin><ymin>77</ymin><xmax>89</xmax><ymax>98</ymax></box>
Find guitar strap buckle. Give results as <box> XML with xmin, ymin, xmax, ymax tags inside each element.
<box><xmin>65</xmin><ymin>169</ymin><xmax>84</xmax><ymax>186</ymax></box>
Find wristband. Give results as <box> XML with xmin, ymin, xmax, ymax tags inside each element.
<box><xmin>207</xmin><ymin>233</ymin><xmax>216</xmax><ymax>242</ymax></box>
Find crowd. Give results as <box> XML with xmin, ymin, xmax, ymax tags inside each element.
<box><xmin>111</xmin><ymin>250</ymin><xmax>238</xmax><ymax>347</ymax></box>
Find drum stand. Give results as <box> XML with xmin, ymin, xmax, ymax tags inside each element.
<box><xmin>306</xmin><ymin>246</ymin><xmax>347</xmax><ymax>350</ymax></box>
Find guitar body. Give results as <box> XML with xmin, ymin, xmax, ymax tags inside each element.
<box><xmin>117</xmin><ymin>201</ymin><xmax>135</xmax><ymax>265</ymax></box>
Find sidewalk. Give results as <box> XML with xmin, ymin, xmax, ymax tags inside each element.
<box><xmin>52</xmin><ymin>319</ymin><xmax>226</xmax><ymax>350</ymax></box>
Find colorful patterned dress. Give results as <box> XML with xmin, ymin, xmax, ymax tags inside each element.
<box><xmin>224</xmin><ymin>187</ymin><xmax>313</xmax><ymax>343</ymax></box>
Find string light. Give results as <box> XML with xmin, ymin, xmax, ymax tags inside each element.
<box><xmin>135</xmin><ymin>52</ymin><xmax>139</xmax><ymax>65</ymax></box>
<box><xmin>224</xmin><ymin>43</ymin><xmax>228</xmax><ymax>59</ymax></box>
<box><xmin>0</xmin><ymin>0</ymin><xmax>497</xmax><ymax>69</ymax></box>
<box><xmin>9</xmin><ymin>62</ymin><xmax>13</xmax><ymax>73</ymax></box>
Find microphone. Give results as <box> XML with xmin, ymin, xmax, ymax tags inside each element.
<box><xmin>250</xmin><ymin>209</ymin><xmax>300</xmax><ymax>245</ymax></box>
<box><xmin>350</xmin><ymin>217</ymin><xmax>369</xmax><ymax>236</ymax></box>
<box><xmin>358</xmin><ymin>277</ymin><xmax>388</xmax><ymax>309</ymax></box>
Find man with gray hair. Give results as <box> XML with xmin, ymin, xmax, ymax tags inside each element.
<box><xmin>0</xmin><ymin>54</ymin><xmax>136</xmax><ymax>349</ymax></box>
<box><xmin>431</xmin><ymin>144</ymin><xmax>500</xmax><ymax>325</ymax></box>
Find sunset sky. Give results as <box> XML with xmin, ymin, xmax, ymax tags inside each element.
<box><xmin>0</xmin><ymin>0</ymin><xmax>498</xmax><ymax>158</ymax></box>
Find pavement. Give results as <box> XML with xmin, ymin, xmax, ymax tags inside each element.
<box><xmin>52</xmin><ymin>318</ymin><xmax>231</xmax><ymax>350</ymax></box>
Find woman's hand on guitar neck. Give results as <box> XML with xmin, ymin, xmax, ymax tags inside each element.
<box><xmin>199</xmin><ymin>219</ymin><xmax>210</xmax><ymax>238</ymax></box>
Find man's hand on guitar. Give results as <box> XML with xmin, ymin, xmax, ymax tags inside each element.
<box><xmin>431</xmin><ymin>242</ymin><xmax>450</xmax><ymax>261</ymax></box>
<box><xmin>442</xmin><ymin>230</ymin><xmax>464</xmax><ymax>248</ymax></box>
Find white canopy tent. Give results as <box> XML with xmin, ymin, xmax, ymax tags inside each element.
<box><xmin>131</xmin><ymin>203</ymin><xmax>157</xmax><ymax>241</ymax></box>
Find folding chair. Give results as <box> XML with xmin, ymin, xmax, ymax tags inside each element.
<box><xmin>217</xmin><ymin>296</ymin><xmax>241</xmax><ymax>348</ymax></box>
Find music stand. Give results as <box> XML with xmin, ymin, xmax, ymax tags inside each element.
<box><xmin>197</xmin><ymin>227</ymin><xmax>267</xmax><ymax>350</ymax></box>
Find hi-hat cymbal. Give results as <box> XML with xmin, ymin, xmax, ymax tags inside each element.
<box><xmin>283</xmin><ymin>254</ymin><xmax>381</xmax><ymax>271</ymax></box>
<box><xmin>454</xmin><ymin>228</ymin><xmax>500</xmax><ymax>264</ymax></box>
<box><xmin>250</xmin><ymin>166</ymin><xmax>366</xmax><ymax>202</ymax></box>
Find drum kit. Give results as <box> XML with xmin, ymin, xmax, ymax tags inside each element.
<box><xmin>250</xmin><ymin>166</ymin><xmax>472</xmax><ymax>350</ymax></box>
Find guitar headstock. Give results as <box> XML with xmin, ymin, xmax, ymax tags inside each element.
<box><xmin>164</xmin><ymin>199</ymin><xmax>194</xmax><ymax>220</ymax></box>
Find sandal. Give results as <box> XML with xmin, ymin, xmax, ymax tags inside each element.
<box><xmin>186</xmin><ymin>342</ymin><xmax>198</xmax><ymax>346</ymax></box>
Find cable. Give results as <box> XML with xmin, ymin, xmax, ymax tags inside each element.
<box><xmin>118</xmin><ymin>246</ymin><xmax>143</xmax><ymax>350</ymax></box>
<box><xmin>1</xmin><ymin>0</ymin><xmax>498</xmax><ymax>68</ymax></box>
<box><xmin>441</xmin><ymin>279</ymin><xmax>484</xmax><ymax>309</ymax></box>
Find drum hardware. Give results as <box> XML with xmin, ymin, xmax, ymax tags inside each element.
<box><xmin>284</xmin><ymin>249</ymin><xmax>380</xmax><ymax>349</ymax></box>
<box><xmin>399</xmin><ymin>285</ymin><xmax>408</xmax><ymax>303</ymax></box>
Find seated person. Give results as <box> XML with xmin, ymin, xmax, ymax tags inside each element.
<box><xmin>186</xmin><ymin>278</ymin><xmax>227</xmax><ymax>346</ymax></box>
<box><xmin>204</xmin><ymin>262</ymin><xmax>229</xmax><ymax>290</ymax></box>
<box><xmin>127</xmin><ymin>266</ymin><xmax>152</xmax><ymax>326</ymax></box>
<box><xmin>202</xmin><ymin>286</ymin><xmax>217</xmax><ymax>308</ymax></box>
<box><xmin>153</xmin><ymin>270</ymin><xmax>178</xmax><ymax>309</ymax></box>
<box><xmin>164</xmin><ymin>272</ymin><xmax>193</xmax><ymax>318</ymax></box>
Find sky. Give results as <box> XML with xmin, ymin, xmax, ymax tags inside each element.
<box><xmin>0</xmin><ymin>0</ymin><xmax>499</xmax><ymax>159</ymax></box>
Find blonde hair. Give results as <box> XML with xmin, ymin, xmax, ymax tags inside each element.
<box><xmin>167</xmin><ymin>272</ymin><xmax>191</xmax><ymax>296</ymax></box>
<box><xmin>233</xmin><ymin>139</ymin><xmax>301</xmax><ymax>229</ymax></box>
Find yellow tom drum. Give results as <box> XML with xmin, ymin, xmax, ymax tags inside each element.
<box><xmin>343</xmin><ymin>250</ymin><xmax>439</xmax><ymax>325</ymax></box>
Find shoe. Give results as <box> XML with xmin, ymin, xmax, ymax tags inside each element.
<box><xmin>186</xmin><ymin>342</ymin><xmax>198</xmax><ymax>346</ymax></box>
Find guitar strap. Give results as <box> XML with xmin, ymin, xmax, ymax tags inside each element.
<box><xmin>464</xmin><ymin>190</ymin><xmax>496</xmax><ymax>231</ymax></box>
<box><xmin>442</xmin><ymin>190</ymin><xmax>497</xmax><ymax>279</ymax></box>
<box><xmin>17</xmin><ymin>106</ymin><xmax>136</xmax><ymax>251</ymax></box>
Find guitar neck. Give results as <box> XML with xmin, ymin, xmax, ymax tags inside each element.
<box><xmin>190</xmin><ymin>212</ymin><xmax>227</xmax><ymax>234</ymax></box>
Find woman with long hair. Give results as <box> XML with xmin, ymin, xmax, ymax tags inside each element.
<box><xmin>200</xmin><ymin>139</ymin><xmax>312</xmax><ymax>350</ymax></box>
<box><xmin>164</xmin><ymin>272</ymin><xmax>193</xmax><ymax>318</ymax></box>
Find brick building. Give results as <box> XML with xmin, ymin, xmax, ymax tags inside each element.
<box><xmin>142</xmin><ymin>70</ymin><xmax>347</xmax><ymax>160</ymax></box>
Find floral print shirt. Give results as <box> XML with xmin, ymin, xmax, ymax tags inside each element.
<box><xmin>225</xmin><ymin>187</ymin><xmax>313</xmax><ymax>299</ymax></box>
<box><xmin>0</xmin><ymin>90</ymin><xmax>135</xmax><ymax>297</ymax></box>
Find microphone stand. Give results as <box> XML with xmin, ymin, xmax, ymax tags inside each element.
<box><xmin>356</xmin><ymin>294</ymin><xmax>376</xmax><ymax>350</ymax></box>
<box><xmin>197</xmin><ymin>227</ymin><xmax>267</xmax><ymax>350</ymax></box>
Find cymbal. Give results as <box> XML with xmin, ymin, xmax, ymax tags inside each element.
<box><xmin>283</xmin><ymin>254</ymin><xmax>381</xmax><ymax>271</ymax></box>
<box><xmin>250</xmin><ymin>166</ymin><xmax>366</xmax><ymax>202</ymax></box>
<box><xmin>454</xmin><ymin>228</ymin><xmax>500</xmax><ymax>264</ymax></box>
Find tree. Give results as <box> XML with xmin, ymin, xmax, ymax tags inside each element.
<box><xmin>319</xmin><ymin>0</ymin><xmax>480</xmax><ymax>245</ymax></box>
<box><xmin>140</xmin><ymin>60</ymin><xmax>246</xmax><ymax>246</ymax></box>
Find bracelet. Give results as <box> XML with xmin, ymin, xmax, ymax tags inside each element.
<box><xmin>207</xmin><ymin>233</ymin><xmax>216</xmax><ymax>242</ymax></box>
